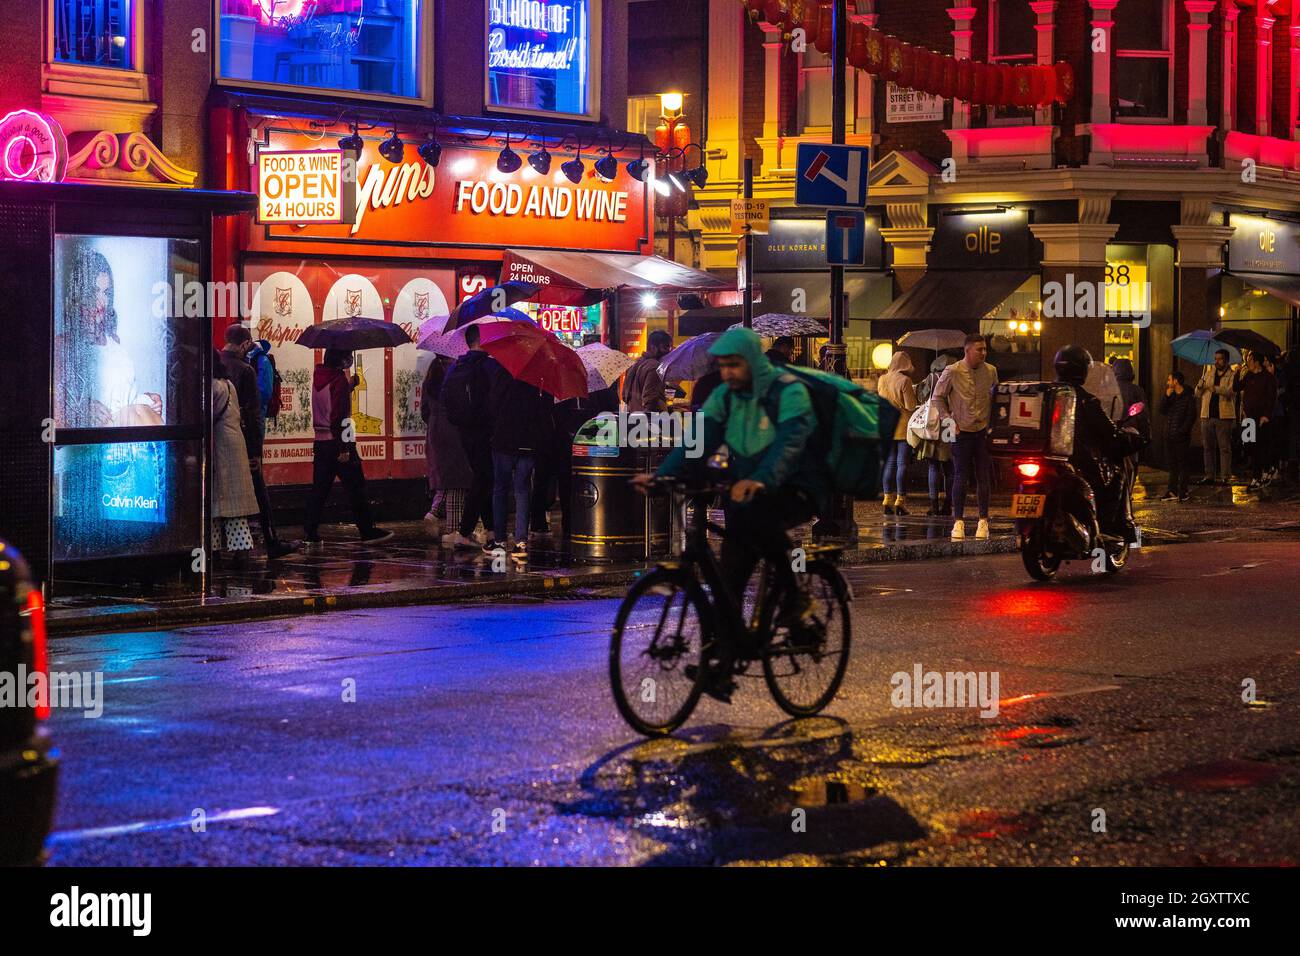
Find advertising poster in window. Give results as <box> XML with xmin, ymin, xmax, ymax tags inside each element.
<box><xmin>322</xmin><ymin>274</ymin><xmax>387</xmax><ymax>445</ymax></box>
<box><xmin>486</xmin><ymin>0</ymin><xmax>594</xmax><ymax>117</ymax></box>
<box><xmin>392</xmin><ymin>277</ymin><xmax>450</xmax><ymax>441</ymax></box>
<box><xmin>251</xmin><ymin>271</ymin><xmax>316</xmax><ymax>445</ymax></box>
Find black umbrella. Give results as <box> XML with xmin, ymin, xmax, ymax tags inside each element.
<box><xmin>452</xmin><ymin>280</ymin><xmax>538</xmax><ymax>326</ymax></box>
<box><xmin>1213</xmin><ymin>327</ymin><xmax>1281</xmax><ymax>357</ymax></box>
<box><xmin>296</xmin><ymin>316</ymin><xmax>411</xmax><ymax>350</ymax></box>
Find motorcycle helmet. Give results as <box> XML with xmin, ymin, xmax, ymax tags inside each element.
<box><xmin>1053</xmin><ymin>344</ymin><xmax>1092</xmax><ymax>386</ymax></box>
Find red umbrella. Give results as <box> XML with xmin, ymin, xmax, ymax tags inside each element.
<box><xmin>478</xmin><ymin>320</ymin><xmax>589</xmax><ymax>400</ymax></box>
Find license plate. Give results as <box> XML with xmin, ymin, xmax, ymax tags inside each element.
<box><xmin>1011</xmin><ymin>494</ymin><xmax>1046</xmax><ymax>518</ymax></box>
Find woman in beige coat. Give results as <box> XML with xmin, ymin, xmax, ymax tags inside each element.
<box><xmin>877</xmin><ymin>351</ymin><xmax>918</xmax><ymax>515</ymax></box>
<box><xmin>212</xmin><ymin>349</ymin><xmax>260</xmax><ymax>556</ymax></box>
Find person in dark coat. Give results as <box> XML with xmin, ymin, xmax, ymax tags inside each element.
<box><xmin>690</xmin><ymin>356</ymin><xmax>722</xmax><ymax>412</ymax></box>
<box><xmin>622</xmin><ymin>330</ymin><xmax>672</xmax><ymax>413</ymax></box>
<box><xmin>440</xmin><ymin>325</ymin><xmax>502</xmax><ymax>548</ymax></box>
<box><xmin>1235</xmin><ymin>350</ymin><xmax>1279</xmax><ymax>488</ymax></box>
<box><xmin>765</xmin><ymin>335</ymin><xmax>795</xmax><ymax>366</ymax></box>
<box><xmin>486</xmin><ymin>369</ymin><xmax>554</xmax><ymax>559</ymax></box>
<box><xmin>221</xmin><ymin>324</ymin><xmax>293</xmax><ymax>557</ymax></box>
<box><xmin>541</xmin><ymin>385</ymin><xmax>620</xmax><ymax>541</ymax></box>
<box><xmin>1159</xmin><ymin>370</ymin><xmax>1196</xmax><ymax>501</ymax></box>
<box><xmin>420</xmin><ymin>355</ymin><xmax>473</xmax><ymax>542</ymax></box>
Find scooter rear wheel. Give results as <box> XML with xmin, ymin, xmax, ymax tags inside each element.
<box><xmin>1021</xmin><ymin>532</ymin><xmax>1061</xmax><ymax>581</ymax></box>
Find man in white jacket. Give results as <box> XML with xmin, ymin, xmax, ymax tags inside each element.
<box><xmin>1194</xmin><ymin>349</ymin><xmax>1238</xmax><ymax>484</ymax></box>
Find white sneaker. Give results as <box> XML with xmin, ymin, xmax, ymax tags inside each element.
<box><xmin>975</xmin><ymin>519</ymin><xmax>989</xmax><ymax>540</ymax></box>
<box><xmin>441</xmin><ymin>531</ymin><xmax>476</xmax><ymax>549</ymax></box>
<box><xmin>951</xmin><ymin>519</ymin><xmax>966</xmax><ymax>541</ymax></box>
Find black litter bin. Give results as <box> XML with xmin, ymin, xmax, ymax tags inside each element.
<box><xmin>570</xmin><ymin>415</ymin><xmax>670</xmax><ymax>560</ymax></box>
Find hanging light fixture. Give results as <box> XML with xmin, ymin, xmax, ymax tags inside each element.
<box><xmin>496</xmin><ymin>132</ymin><xmax>521</xmax><ymax>174</ymax></box>
<box><xmin>594</xmin><ymin>149</ymin><xmax>618</xmax><ymax>182</ymax></box>
<box><xmin>625</xmin><ymin>143</ymin><xmax>650</xmax><ymax>181</ymax></box>
<box><xmin>378</xmin><ymin>124</ymin><xmax>404</xmax><ymax>163</ymax></box>
<box><xmin>417</xmin><ymin>131</ymin><xmax>442</xmax><ymax>167</ymax></box>
<box><xmin>560</xmin><ymin>148</ymin><xmax>585</xmax><ymax>184</ymax></box>
<box><xmin>528</xmin><ymin>137</ymin><xmax>552</xmax><ymax>174</ymax></box>
<box><xmin>337</xmin><ymin>122</ymin><xmax>364</xmax><ymax>154</ymax></box>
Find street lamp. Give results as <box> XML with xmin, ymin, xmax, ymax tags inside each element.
<box><xmin>656</xmin><ymin>92</ymin><xmax>691</xmax><ymax>338</ymax></box>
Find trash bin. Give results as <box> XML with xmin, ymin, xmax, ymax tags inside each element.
<box><xmin>570</xmin><ymin>415</ymin><xmax>670</xmax><ymax>561</ymax></box>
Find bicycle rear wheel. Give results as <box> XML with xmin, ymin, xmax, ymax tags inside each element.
<box><xmin>762</xmin><ymin>560</ymin><xmax>852</xmax><ymax>717</ymax></box>
<box><xmin>609</xmin><ymin>569</ymin><xmax>711</xmax><ymax>736</ymax></box>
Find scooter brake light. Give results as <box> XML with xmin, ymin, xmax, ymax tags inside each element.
<box><xmin>1017</xmin><ymin>461</ymin><xmax>1042</xmax><ymax>478</ymax></box>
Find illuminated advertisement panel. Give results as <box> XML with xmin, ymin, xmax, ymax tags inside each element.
<box><xmin>486</xmin><ymin>0</ymin><xmax>596</xmax><ymax>118</ymax></box>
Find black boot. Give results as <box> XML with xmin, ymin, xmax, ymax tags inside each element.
<box><xmin>926</xmin><ymin>496</ymin><xmax>940</xmax><ymax>516</ymax></box>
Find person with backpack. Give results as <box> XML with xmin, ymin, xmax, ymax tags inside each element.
<box><xmin>913</xmin><ymin>352</ymin><xmax>956</xmax><ymax>516</ymax></box>
<box><xmin>420</xmin><ymin>354</ymin><xmax>472</xmax><ymax>538</ymax></box>
<box><xmin>634</xmin><ymin>329</ymin><xmax>828</xmax><ymax>699</ymax></box>
<box><xmin>439</xmin><ymin>324</ymin><xmax>500</xmax><ymax>548</ymax></box>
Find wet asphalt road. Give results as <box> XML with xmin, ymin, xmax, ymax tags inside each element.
<box><xmin>44</xmin><ymin>535</ymin><xmax>1300</xmax><ymax>866</ymax></box>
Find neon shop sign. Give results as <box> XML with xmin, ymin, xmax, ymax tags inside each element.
<box><xmin>487</xmin><ymin>1</ymin><xmax>585</xmax><ymax>73</ymax></box>
<box><xmin>0</xmin><ymin>110</ymin><xmax>68</xmax><ymax>183</ymax></box>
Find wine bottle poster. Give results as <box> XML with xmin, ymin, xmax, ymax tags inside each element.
<box><xmin>322</xmin><ymin>274</ymin><xmax>387</xmax><ymax>438</ymax></box>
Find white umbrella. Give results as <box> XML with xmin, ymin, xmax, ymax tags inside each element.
<box><xmin>576</xmin><ymin>342</ymin><xmax>634</xmax><ymax>392</ymax></box>
<box><xmin>729</xmin><ymin>313</ymin><xmax>829</xmax><ymax>337</ymax></box>
<box><xmin>896</xmin><ymin>328</ymin><xmax>968</xmax><ymax>352</ymax></box>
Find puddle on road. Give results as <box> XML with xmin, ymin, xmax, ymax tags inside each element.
<box><xmin>1152</xmin><ymin>759</ymin><xmax>1285</xmax><ymax>792</ymax></box>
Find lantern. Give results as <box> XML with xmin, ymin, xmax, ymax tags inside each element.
<box><xmin>801</xmin><ymin>1</ymin><xmax>819</xmax><ymax>44</ymax></box>
<box><xmin>898</xmin><ymin>43</ymin><xmax>917</xmax><ymax>89</ymax></box>
<box><xmin>953</xmin><ymin>58</ymin><xmax>971</xmax><ymax>102</ymax></box>
<box><xmin>763</xmin><ymin>0</ymin><xmax>784</xmax><ymax>23</ymax></box>
<box><xmin>997</xmin><ymin>65</ymin><xmax>1016</xmax><ymax>106</ymax></box>
<box><xmin>1033</xmin><ymin>65</ymin><xmax>1055</xmax><ymax>107</ymax></box>
<box><xmin>910</xmin><ymin>49</ymin><xmax>932</xmax><ymax>92</ymax></box>
<box><xmin>815</xmin><ymin>2</ymin><xmax>834</xmax><ymax>54</ymax></box>
<box><xmin>848</xmin><ymin>21</ymin><xmax>869</xmax><ymax>70</ymax></box>
<box><xmin>673</xmin><ymin>121</ymin><xmax>691</xmax><ymax>153</ymax></box>
<box><xmin>928</xmin><ymin>51</ymin><xmax>948</xmax><ymax>96</ymax></box>
<box><xmin>882</xmin><ymin>35</ymin><xmax>903</xmax><ymax>82</ymax></box>
<box><xmin>943</xmin><ymin>56</ymin><xmax>961</xmax><ymax>100</ymax></box>
<box><xmin>864</xmin><ymin>27</ymin><xmax>886</xmax><ymax>75</ymax></box>
<box><xmin>1013</xmin><ymin>66</ymin><xmax>1034</xmax><ymax>108</ymax></box>
<box><xmin>786</xmin><ymin>0</ymin><xmax>806</xmax><ymax>32</ymax></box>
<box><xmin>654</xmin><ymin>122</ymin><xmax>672</xmax><ymax>154</ymax></box>
<box><xmin>971</xmin><ymin>61</ymin><xmax>988</xmax><ymax>103</ymax></box>
<box><xmin>1053</xmin><ymin>60</ymin><xmax>1075</xmax><ymax>103</ymax></box>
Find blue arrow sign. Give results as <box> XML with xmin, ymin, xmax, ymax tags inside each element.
<box><xmin>825</xmin><ymin>210</ymin><xmax>867</xmax><ymax>266</ymax></box>
<box><xmin>795</xmin><ymin>143</ymin><xmax>870</xmax><ymax>209</ymax></box>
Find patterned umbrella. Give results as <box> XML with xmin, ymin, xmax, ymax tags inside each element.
<box><xmin>478</xmin><ymin>320</ymin><xmax>589</xmax><ymax>400</ymax></box>
<box><xmin>896</xmin><ymin>328</ymin><xmax>968</xmax><ymax>351</ymax></box>
<box><xmin>419</xmin><ymin>309</ymin><xmax>532</xmax><ymax>357</ymax></box>
<box><xmin>729</xmin><ymin>313</ymin><xmax>829</xmax><ymax>337</ymax></box>
<box><xmin>576</xmin><ymin>342</ymin><xmax>635</xmax><ymax>392</ymax></box>
<box><xmin>1172</xmin><ymin>330</ymin><xmax>1241</xmax><ymax>366</ymax></box>
<box><xmin>414</xmin><ymin>312</ymin><xmax>454</xmax><ymax>351</ymax></box>
<box><xmin>657</xmin><ymin>333</ymin><xmax>720</xmax><ymax>384</ymax></box>
<box><xmin>296</xmin><ymin>316</ymin><xmax>411</xmax><ymax>350</ymax></box>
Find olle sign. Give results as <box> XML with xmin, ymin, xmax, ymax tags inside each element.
<box><xmin>257</xmin><ymin>149</ymin><xmax>357</xmax><ymax>225</ymax></box>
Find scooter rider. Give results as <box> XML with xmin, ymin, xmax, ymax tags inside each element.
<box><xmin>1053</xmin><ymin>345</ymin><xmax>1146</xmax><ymax>544</ymax></box>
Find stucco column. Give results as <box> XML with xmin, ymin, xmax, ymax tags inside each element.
<box><xmin>880</xmin><ymin>202</ymin><xmax>934</xmax><ymax>293</ymax></box>
<box><xmin>1089</xmin><ymin>0</ymin><xmax>1118</xmax><ymax>126</ymax></box>
<box><xmin>1185</xmin><ymin>1</ymin><xmax>1216</xmax><ymax>127</ymax></box>
<box><xmin>1222</xmin><ymin>2</ymin><xmax>1239</xmax><ymax>133</ymax></box>
<box><xmin>707</xmin><ymin>0</ymin><xmax>746</xmax><ymax>183</ymax></box>
<box><xmin>1030</xmin><ymin>216</ymin><xmax>1119</xmax><ymax>380</ymax></box>
<box><xmin>1256</xmin><ymin>12</ymin><xmax>1276</xmax><ymax>136</ymax></box>
<box><xmin>948</xmin><ymin>6</ymin><xmax>976</xmax><ymax>130</ymax></box>
<box><xmin>1031</xmin><ymin>1</ymin><xmax>1057</xmax><ymax>126</ymax></box>
<box><xmin>759</xmin><ymin>22</ymin><xmax>784</xmax><ymax>141</ymax></box>
<box><xmin>852</xmin><ymin>10</ymin><xmax>879</xmax><ymax>136</ymax></box>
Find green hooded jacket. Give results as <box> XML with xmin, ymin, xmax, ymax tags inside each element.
<box><xmin>658</xmin><ymin>327</ymin><xmax>826</xmax><ymax>509</ymax></box>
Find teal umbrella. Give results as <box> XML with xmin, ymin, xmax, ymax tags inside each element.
<box><xmin>1172</xmin><ymin>330</ymin><xmax>1240</xmax><ymax>366</ymax></box>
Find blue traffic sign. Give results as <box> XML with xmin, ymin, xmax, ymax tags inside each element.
<box><xmin>795</xmin><ymin>143</ymin><xmax>870</xmax><ymax>209</ymax></box>
<box><xmin>825</xmin><ymin>210</ymin><xmax>867</xmax><ymax>266</ymax></box>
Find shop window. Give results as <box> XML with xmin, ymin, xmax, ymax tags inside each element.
<box><xmin>987</xmin><ymin>0</ymin><xmax>1035</xmax><ymax>124</ymax></box>
<box><xmin>53</xmin><ymin>0</ymin><xmax>134</xmax><ymax>70</ymax></box>
<box><xmin>216</xmin><ymin>0</ymin><xmax>427</xmax><ymax>102</ymax></box>
<box><xmin>981</xmin><ymin>275</ymin><xmax>1042</xmax><ymax>382</ymax></box>
<box><xmin>1219</xmin><ymin>276</ymin><xmax>1291</xmax><ymax>354</ymax></box>
<box><xmin>626</xmin><ymin>94</ymin><xmax>661</xmax><ymax>138</ymax></box>
<box><xmin>486</xmin><ymin>0</ymin><xmax>599</xmax><ymax>119</ymax></box>
<box><xmin>1114</xmin><ymin>0</ymin><xmax>1172</xmax><ymax>120</ymax></box>
<box><xmin>798</xmin><ymin>47</ymin><xmax>834</xmax><ymax>131</ymax></box>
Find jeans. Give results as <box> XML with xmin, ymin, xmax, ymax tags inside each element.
<box><xmin>458</xmin><ymin>434</ymin><xmax>494</xmax><ymax>538</ymax></box>
<box><xmin>303</xmin><ymin>440</ymin><xmax>376</xmax><ymax>540</ymax></box>
<box><xmin>1201</xmin><ymin>418</ymin><xmax>1233</xmax><ymax>480</ymax></box>
<box><xmin>950</xmin><ymin>428</ymin><xmax>992</xmax><ymax>520</ymax></box>
<box><xmin>1167</xmin><ymin>436</ymin><xmax>1191</xmax><ymax>496</ymax></box>
<box><xmin>927</xmin><ymin>458</ymin><xmax>952</xmax><ymax>502</ymax></box>
<box><xmin>882</xmin><ymin>439</ymin><xmax>910</xmax><ymax>496</ymax></box>
<box><xmin>492</xmin><ymin>452</ymin><xmax>535</xmax><ymax>543</ymax></box>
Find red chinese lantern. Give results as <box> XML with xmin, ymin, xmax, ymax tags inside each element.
<box><xmin>763</xmin><ymin>0</ymin><xmax>784</xmax><ymax>23</ymax></box>
<box><xmin>928</xmin><ymin>52</ymin><xmax>948</xmax><ymax>96</ymax></box>
<box><xmin>801</xmin><ymin>1</ymin><xmax>820</xmax><ymax>44</ymax></box>
<box><xmin>848</xmin><ymin>21</ymin><xmax>869</xmax><ymax>70</ymax></box>
<box><xmin>943</xmin><ymin>56</ymin><xmax>960</xmax><ymax>100</ymax></box>
<box><xmin>1053</xmin><ymin>60</ymin><xmax>1075</xmax><ymax>103</ymax></box>
<box><xmin>984</xmin><ymin>63</ymin><xmax>1001</xmax><ymax>105</ymax></box>
<box><xmin>954</xmin><ymin>58</ymin><xmax>972</xmax><ymax>102</ymax></box>
<box><xmin>785</xmin><ymin>0</ymin><xmax>805</xmax><ymax>31</ymax></box>
<box><xmin>864</xmin><ymin>28</ymin><xmax>886</xmax><ymax>75</ymax></box>
<box><xmin>1033</xmin><ymin>65</ymin><xmax>1055</xmax><ymax>107</ymax></box>
<box><xmin>653</xmin><ymin>122</ymin><xmax>672</xmax><ymax>154</ymax></box>
<box><xmin>1017</xmin><ymin>66</ymin><xmax>1037</xmax><ymax>107</ymax></box>
<box><xmin>910</xmin><ymin>49</ymin><xmax>932</xmax><ymax>92</ymax></box>
<box><xmin>971</xmin><ymin>61</ymin><xmax>988</xmax><ymax>103</ymax></box>
<box><xmin>815</xmin><ymin>3</ymin><xmax>834</xmax><ymax>53</ymax></box>
<box><xmin>898</xmin><ymin>43</ymin><xmax>917</xmax><ymax>89</ymax></box>
<box><xmin>882</xmin><ymin>35</ymin><xmax>903</xmax><ymax>82</ymax></box>
<box><xmin>998</xmin><ymin>65</ymin><xmax>1016</xmax><ymax>106</ymax></box>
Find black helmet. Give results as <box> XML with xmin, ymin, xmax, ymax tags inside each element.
<box><xmin>1053</xmin><ymin>344</ymin><xmax>1092</xmax><ymax>386</ymax></box>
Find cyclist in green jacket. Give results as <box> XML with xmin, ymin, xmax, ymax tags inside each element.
<box><xmin>633</xmin><ymin>327</ymin><xmax>826</xmax><ymax>631</ymax></box>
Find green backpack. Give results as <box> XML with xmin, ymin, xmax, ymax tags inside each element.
<box><xmin>758</xmin><ymin>366</ymin><xmax>898</xmax><ymax>499</ymax></box>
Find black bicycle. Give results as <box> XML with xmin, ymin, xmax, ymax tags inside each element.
<box><xmin>609</xmin><ymin>477</ymin><xmax>853</xmax><ymax>736</ymax></box>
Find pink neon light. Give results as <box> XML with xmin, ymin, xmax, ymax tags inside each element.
<box><xmin>3</xmin><ymin>134</ymin><xmax>38</xmax><ymax>179</ymax></box>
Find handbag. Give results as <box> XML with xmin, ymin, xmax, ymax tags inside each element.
<box><xmin>908</xmin><ymin>398</ymin><xmax>941</xmax><ymax>442</ymax></box>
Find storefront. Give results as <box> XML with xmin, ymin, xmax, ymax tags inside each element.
<box><xmin>1220</xmin><ymin>213</ymin><xmax>1300</xmax><ymax>353</ymax></box>
<box><xmin>211</xmin><ymin>102</ymin><xmax>658</xmax><ymax>489</ymax></box>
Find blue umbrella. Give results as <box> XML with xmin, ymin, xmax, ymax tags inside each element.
<box><xmin>657</xmin><ymin>333</ymin><xmax>720</xmax><ymax>385</ymax></box>
<box><xmin>1172</xmin><ymin>330</ymin><xmax>1240</xmax><ymax>366</ymax></box>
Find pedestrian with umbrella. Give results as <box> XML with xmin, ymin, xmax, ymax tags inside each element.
<box><xmin>439</xmin><ymin>323</ymin><xmax>505</xmax><ymax>549</ymax></box>
<box><xmin>1181</xmin><ymin>335</ymin><xmax>1243</xmax><ymax>485</ymax></box>
<box><xmin>420</xmin><ymin>353</ymin><xmax>472</xmax><ymax>540</ymax></box>
<box><xmin>296</xmin><ymin>317</ymin><xmax>408</xmax><ymax>548</ymax></box>
<box><xmin>623</xmin><ymin>330</ymin><xmax>673</xmax><ymax>413</ymax></box>
<box><xmin>1234</xmin><ymin>349</ymin><xmax>1278</xmax><ymax>489</ymax></box>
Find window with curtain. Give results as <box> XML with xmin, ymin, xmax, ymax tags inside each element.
<box><xmin>1114</xmin><ymin>0</ymin><xmax>1172</xmax><ymax>119</ymax></box>
<box><xmin>53</xmin><ymin>0</ymin><xmax>134</xmax><ymax>70</ymax></box>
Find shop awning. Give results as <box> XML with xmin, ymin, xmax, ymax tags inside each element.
<box><xmin>874</xmin><ymin>269</ymin><xmax>1034</xmax><ymax>324</ymax></box>
<box><xmin>501</xmin><ymin>249</ymin><xmax>734</xmax><ymax>308</ymax></box>
<box><xmin>1232</xmin><ymin>271</ymin><xmax>1300</xmax><ymax>308</ymax></box>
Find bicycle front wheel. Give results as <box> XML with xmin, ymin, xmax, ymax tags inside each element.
<box><xmin>762</xmin><ymin>560</ymin><xmax>852</xmax><ymax>717</ymax></box>
<box><xmin>609</xmin><ymin>569</ymin><xmax>712</xmax><ymax>736</ymax></box>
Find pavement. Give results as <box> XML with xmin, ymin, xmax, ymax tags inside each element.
<box><xmin>46</xmin><ymin>468</ymin><xmax>1300</xmax><ymax>635</ymax></box>
<box><xmin>42</xmin><ymin>535</ymin><xmax>1300</xmax><ymax>866</ymax></box>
